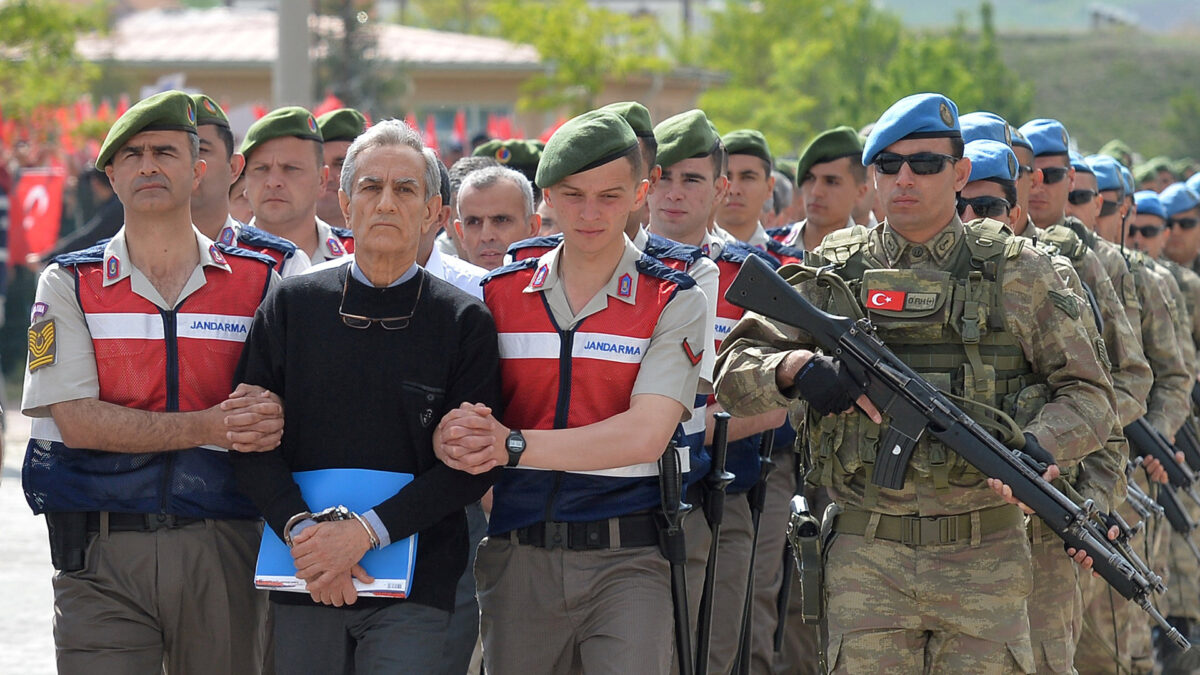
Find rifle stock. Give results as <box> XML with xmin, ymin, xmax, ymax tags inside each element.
<box><xmin>723</xmin><ymin>255</ymin><xmax>1189</xmax><ymax>651</ymax></box>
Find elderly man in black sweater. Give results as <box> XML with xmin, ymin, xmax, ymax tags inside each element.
<box><xmin>231</xmin><ymin>119</ymin><xmax>501</xmax><ymax>674</ymax></box>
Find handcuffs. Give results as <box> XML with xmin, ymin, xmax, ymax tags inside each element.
<box><xmin>283</xmin><ymin>505</ymin><xmax>380</xmax><ymax>550</ymax></box>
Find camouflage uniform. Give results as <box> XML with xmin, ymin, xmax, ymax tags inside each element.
<box><xmin>715</xmin><ymin>216</ymin><xmax>1118</xmax><ymax>674</ymax></box>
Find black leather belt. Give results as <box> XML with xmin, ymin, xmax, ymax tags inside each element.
<box><xmin>511</xmin><ymin>512</ymin><xmax>660</xmax><ymax>550</ymax></box>
<box><xmin>86</xmin><ymin>511</ymin><xmax>203</xmax><ymax>533</ymax></box>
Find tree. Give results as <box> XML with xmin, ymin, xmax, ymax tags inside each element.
<box><xmin>313</xmin><ymin>0</ymin><xmax>407</xmax><ymax>116</ymax></box>
<box><xmin>0</xmin><ymin>0</ymin><xmax>103</xmax><ymax>122</ymax></box>
<box><xmin>488</xmin><ymin>0</ymin><xmax>670</xmax><ymax>114</ymax></box>
<box><xmin>1166</xmin><ymin>91</ymin><xmax>1200</xmax><ymax>161</ymax></box>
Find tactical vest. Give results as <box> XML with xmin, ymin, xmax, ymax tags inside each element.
<box><xmin>1035</xmin><ymin>222</ymin><xmax>1090</xmax><ymax>264</ymax></box>
<box><xmin>23</xmin><ymin>244</ymin><xmax>275</xmax><ymax>519</ymax></box>
<box><xmin>482</xmin><ymin>254</ymin><xmax>695</xmax><ymax>534</ymax></box>
<box><xmin>803</xmin><ymin>221</ymin><xmax>1041</xmax><ymax>502</ymax></box>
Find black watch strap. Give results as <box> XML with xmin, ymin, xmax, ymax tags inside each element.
<box><xmin>505</xmin><ymin>429</ymin><xmax>526</xmax><ymax>468</ymax></box>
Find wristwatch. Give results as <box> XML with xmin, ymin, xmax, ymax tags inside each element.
<box><xmin>311</xmin><ymin>505</ymin><xmax>354</xmax><ymax>523</ymax></box>
<box><xmin>505</xmin><ymin>429</ymin><xmax>526</xmax><ymax>468</ymax></box>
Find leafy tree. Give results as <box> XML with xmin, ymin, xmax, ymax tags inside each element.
<box><xmin>1166</xmin><ymin>91</ymin><xmax>1200</xmax><ymax>161</ymax></box>
<box><xmin>489</xmin><ymin>0</ymin><xmax>670</xmax><ymax>114</ymax></box>
<box><xmin>314</xmin><ymin>0</ymin><xmax>407</xmax><ymax>116</ymax></box>
<box><xmin>0</xmin><ymin>0</ymin><xmax>103</xmax><ymax>122</ymax></box>
<box><xmin>404</xmin><ymin>0</ymin><xmax>496</xmax><ymax>34</ymax></box>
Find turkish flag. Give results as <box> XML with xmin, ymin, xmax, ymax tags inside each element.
<box><xmin>9</xmin><ymin>168</ymin><xmax>67</xmax><ymax>262</ymax></box>
<box><xmin>453</xmin><ymin>109</ymin><xmax>467</xmax><ymax>146</ymax></box>
<box><xmin>866</xmin><ymin>289</ymin><xmax>906</xmax><ymax>311</ymax></box>
<box><xmin>424</xmin><ymin>115</ymin><xmax>439</xmax><ymax>153</ymax></box>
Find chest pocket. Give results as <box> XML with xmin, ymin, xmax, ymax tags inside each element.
<box><xmin>859</xmin><ymin>268</ymin><xmax>953</xmax><ymax>343</ymax></box>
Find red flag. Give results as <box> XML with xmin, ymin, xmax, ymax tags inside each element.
<box><xmin>453</xmin><ymin>109</ymin><xmax>467</xmax><ymax>146</ymax></box>
<box><xmin>405</xmin><ymin>113</ymin><xmax>419</xmax><ymax>133</ymax></box>
<box><xmin>312</xmin><ymin>93</ymin><xmax>344</xmax><ymax>117</ymax></box>
<box><xmin>486</xmin><ymin>113</ymin><xmax>502</xmax><ymax>140</ymax></box>
<box><xmin>866</xmin><ymin>289</ymin><xmax>906</xmax><ymax>311</ymax></box>
<box><xmin>539</xmin><ymin>116</ymin><xmax>568</xmax><ymax>143</ymax></box>
<box><xmin>424</xmin><ymin>115</ymin><xmax>440</xmax><ymax>153</ymax></box>
<box><xmin>96</xmin><ymin>99</ymin><xmax>112</xmax><ymax>121</ymax></box>
<box><xmin>115</xmin><ymin>94</ymin><xmax>130</xmax><ymax>118</ymax></box>
<box><xmin>495</xmin><ymin>115</ymin><xmax>513</xmax><ymax>140</ymax></box>
<box><xmin>252</xmin><ymin>104</ymin><xmax>268</xmax><ymax>120</ymax></box>
<box><xmin>9</xmin><ymin>168</ymin><xmax>67</xmax><ymax>263</ymax></box>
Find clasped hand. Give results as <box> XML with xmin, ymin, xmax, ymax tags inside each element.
<box><xmin>219</xmin><ymin>383</ymin><xmax>284</xmax><ymax>453</ymax></box>
<box><xmin>435</xmin><ymin>402</ymin><xmax>506</xmax><ymax>474</ymax></box>
<box><xmin>291</xmin><ymin>520</ymin><xmax>375</xmax><ymax>606</ymax></box>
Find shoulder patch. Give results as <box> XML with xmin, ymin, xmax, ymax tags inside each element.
<box><xmin>51</xmin><ymin>241</ymin><xmax>107</xmax><ymax>267</ymax></box>
<box><xmin>330</xmin><ymin>226</ymin><xmax>354</xmax><ymax>241</ymax></box>
<box><xmin>236</xmin><ymin>225</ymin><xmax>298</xmax><ymax>255</ymax></box>
<box><xmin>28</xmin><ymin>318</ymin><xmax>56</xmax><ymax>372</ymax></box>
<box><xmin>481</xmin><ymin>257</ymin><xmax>538</xmax><ymax>285</ymax></box>
<box><xmin>644</xmin><ymin>233</ymin><xmax>704</xmax><ymax>265</ymax></box>
<box><xmin>215</xmin><ymin>242</ymin><xmax>278</xmax><ymax>267</ymax></box>
<box><xmin>764</xmin><ymin>237</ymin><xmax>805</xmax><ymax>261</ymax></box>
<box><xmin>720</xmin><ymin>241</ymin><xmax>780</xmax><ymax>269</ymax></box>
<box><xmin>636</xmin><ymin>254</ymin><xmax>696</xmax><ymax>290</ymax></box>
<box><xmin>1048</xmin><ymin>288</ymin><xmax>1081</xmax><ymax>320</ymax></box>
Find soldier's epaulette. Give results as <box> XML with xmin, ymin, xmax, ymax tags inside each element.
<box><xmin>236</xmin><ymin>225</ymin><xmax>298</xmax><ymax>255</ymax></box>
<box><xmin>507</xmin><ymin>234</ymin><xmax>563</xmax><ymax>255</ymax></box>
<box><xmin>635</xmin><ymin>254</ymin><xmax>696</xmax><ymax>290</ymax></box>
<box><xmin>214</xmin><ymin>242</ymin><xmax>278</xmax><ymax>267</ymax></box>
<box><xmin>481</xmin><ymin>257</ymin><xmax>539</xmax><ymax>285</ymax></box>
<box><xmin>51</xmin><ymin>241</ymin><xmax>108</xmax><ymax>267</ymax></box>
<box><xmin>764</xmin><ymin>237</ymin><xmax>805</xmax><ymax>260</ymax></box>
<box><xmin>644</xmin><ymin>232</ymin><xmax>703</xmax><ymax>265</ymax></box>
<box><xmin>812</xmin><ymin>224</ymin><xmax>871</xmax><ymax>265</ymax></box>
<box><xmin>721</xmin><ymin>241</ymin><xmax>781</xmax><ymax>269</ymax></box>
<box><xmin>330</xmin><ymin>226</ymin><xmax>354</xmax><ymax>241</ymax></box>
<box><xmin>765</xmin><ymin>225</ymin><xmax>792</xmax><ymax>241</ymax></box>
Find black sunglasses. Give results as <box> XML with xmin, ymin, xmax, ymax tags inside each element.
<box><xmin>1128</xmin><ymin>223</ymin><xmax>1165</xmax><ymax>238</ymax></box>
<box><xmin>339</xmin><ymin>270</ymin><xmax>424</xmax><ymax>330</ymax></box>
<box><xmin>1067</xmin><ymin>189</ymin><xmax>1098</xmax><ymax>205</ymax></box>
<box><xmin>873</xmin><ymin>152</ymin><xmax>957</xmax><ymax>175</ymax></box>
<box><xmin>957</xmin><ymin>195</ymin><xmax>1011</xmax><ymax>219</ymax></box>
<box><xmin>1168</xmin><ymin>217</ymin><xmax>1200</xmax><ymax>230</ymax></box>
<box><xmin>1018</xmin><ymin>164</ymin><xmax>1035</xmax><ymax>178</ymax></box>
<box><xmin>1040</xmin><ymin>167</ymin><xmax>1069</xmax><ymax>185</ymax></box>
<box><xmin>1099</xmin><ymin>199</ymin><xmax>1121</xmax><ymax>217</ymax></box>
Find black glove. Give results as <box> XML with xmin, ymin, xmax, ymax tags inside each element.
<box><xmin>1021</xmin><ymin>432</ymin><xmax>1056</xmax><ymax>470</ymax></box>
<box><xmin>791</xmin><ymin>355</ymin><xmax>864</xmax><ymax>416</ymax></box>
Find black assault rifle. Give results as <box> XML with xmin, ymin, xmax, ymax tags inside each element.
<box><xmin>724</xmin><ymin>255</ymin><xmax>1189</xmax><ymax>651</ymax></box>
<box><xmin>1125</xmin><ymin>418</ymin><xmax>1200</xmax><ymax>509</ymax></box>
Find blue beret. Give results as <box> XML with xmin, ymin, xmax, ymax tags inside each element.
<box><xmin>1019</xmin><ymin>119</ymin><xmax>1070</xmax><ymax>157</ymax></box>
<box><xmin>1086</xmin><ymin>155</ymin><xmax>1123</xmax><ymax>193</ymax></box>
<box><xmin>1134</xmin><ymin>190</ymin><xmax>1167</xmax><ymax>221</ymax></box>
<box><xmin>1187</xmin><ymin>172</ymin><xmax>1200</xmax><ymax>197</ymax></box>
<box><xmin>960</xmin><ymin>112</ymin><xmax>1011</xmax><ymax>146</ymax></box>
<box><xmin>966</xmin><ymin>139</ymin><xmax>1018</xmax><ymax>183</ymax></box>
<box><xmin>1160</xmin><ymin>182</ymin><xmax>1200</xmax><ymax>216</ymax></box>
<box><xmin>862</xmin><ymin>93</ymin><xmax>960</xmax><ymax>166</ymax></box>
<box><xmin>1070</xmin><ymin>151</ymin><xmax>1093</xmax><ymax>175</ymax></box>
<box><xmin>1120</xmin><ymin>165</ymin><xmax>1135</xmax><ymax>197</ymax></box>
<box><xmin>1009</xmin><ymin>125</ymin><xmax>1033</xmax><ymax>152</ymax></box>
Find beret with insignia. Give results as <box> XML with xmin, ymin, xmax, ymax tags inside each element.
<box><xmin>240</xmin><ymin>106</ymin><xmax>323</xmax><ymax>159</ymax></box>
<box><xmin>795</xmin><ymin>126</ymin><xmax>862</xmax><ymax>186</ymax></box>
<box><xmin>1134</xmin><ymin>190</ymin><xmax>1167</xmax><ymax>221</ymax></box>
<box><xmin>190</xmin><ymin>94</ymin><xmax>229</xmax><ymax>129</ymax></box>
<box><xmin>959</xmin><ymin>111</ymin><xmax>1011</xmax><ymax>146</ymax></box>
<box><xmin>96</xmin><ymin>90</ymin><xmax>197</xmax><ymax>169</ymax></box>
<box><xmin>862</xmin><ymin>93</ymin><xmax>960</xmax><ymax>166</ymax></box>
<box><xmin>1070</xmin><ymin>150</ymin><xmax>1094</xmax><ymax>175</ymax></box>
<box><xmin>965</xmin><ymin>139</ymin><xmax>1018</xmax><ymax>183</ymax></box>
<box><xmin>1009</xmin><ymin>125</ymin><xmax>1033</xmax><ymax>152</ymax></box>
<box><xmin>1018</xmin><ymin>119</ymin><xmax>1070</xmax><ymax>157</ymax></box>
<box><xmin>316</xmin><ymin>108</ymin><xmax>367</xmax><ymax>143</ymax></box>
<box><xmin>653</xmin><ymin>109</ymin><xmax>721</xmax><ymax>170</ymax></box>
<box><xmin>722</xmin><ymin>129</ymin><xmax>773</xmax><ymax>168</ymax></box>
<box><xmin>474</xmin><ymin>139</ymin><xmax>544</xmax><ymax>183</ymax></box>
<box><xmin>1160</xmin><ymin>182</ymin><xmax>1200</xmax><ymax>217</ymax></box>
<box><xmin>1086</xmin><ymin>155</ymin><xmax>1124</xmax><ymax>194</ymax></box>
<box><xmin>599</xmin><ymin>101</ymin><xmax>655</xmax><ymax>138</ymax></box>
<box><xmin>536</xmin><ymin>110</ymin><xmax>638</xmax><ymax>189</ymax></box>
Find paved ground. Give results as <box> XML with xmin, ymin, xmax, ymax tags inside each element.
<box><xmin>0</xmin><ymin>411</ymin><xmax>55</xmax><ymax>675</ymax></box>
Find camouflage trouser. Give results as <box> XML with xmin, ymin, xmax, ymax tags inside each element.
<box><xmin>1026</xmin><ymin>522</ymin><xmax>1082</xmax><ymax>674</ymax></box>
<box><xmin>824</xmin><ymin>520</ymin><xmax>1035</xmax><ymax>674</ymax></box>
<box><xmin>1075</xmin><ymin>483</ymin><xmax>1163</xmax><ymax>675</ymax></box>
<box><xmin>1160</xmin><ymin>490</ymin><xmax>1200</xmax><ymax>675</ymax></box>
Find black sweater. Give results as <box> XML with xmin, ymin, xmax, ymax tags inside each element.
<box><xmin>231</xmin><ymin>264</ymin><xmax>501</xmax><ymax>611</ymax></box>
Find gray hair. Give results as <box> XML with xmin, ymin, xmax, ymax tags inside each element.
<box><xmin>340</xmin><ymin>119</ymin><xmax>440</xmax><ymax>201</ymax></box>
<box><xmin>456</xmin><ymin>165</ymin><xmax>535</xmax><ymax>220</ymax></box>
<box><xmin>770</xmin><ymin>169</ymin><xmax>793</xmax><ymax>215</ymax></box>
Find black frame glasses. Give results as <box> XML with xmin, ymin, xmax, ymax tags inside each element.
<box><xmin>1067</xmin><ymin>189</ymin><xmax>1098</xmax><ymax>206</ymax></box>
<box><xmin>338</xmin><ymin>269</ymin><xmax>425</xmax><ymax>330</ymax></box>
<box><xmin>872</xmin><ymin>152</ymin><xmax>958</xmax><ymax>176</ymax></box>
<box><xmin>1099</xmin><ymin>199</ymin><xmax>1121</xmax><ymax>217</ymax></box>
<box><xmin>1040</xmin><ymin>167</ymin><xmax>1069</xmax><ymax>185</ymax></box>
<box><xmin>956</xmin><ymin>195</ymin><xmax>1011</xmax><ymax>219</ymax></box>
<box><xmin>1168</xmin><ymin>217</ymin><xmax>1200</xmax><ymax>230</ymax></box>
<box><xmin>1128</xmin><ymin>223</ymin><xmax>1165</xmax><ymax>238</ymax></box>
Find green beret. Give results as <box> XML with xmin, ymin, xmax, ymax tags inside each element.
<box><xmin>536</xmin><ymin>111</ymin><xmax>638</xmax><ymax>189</ymax></box>
<box><xmin>191</xmin><ymin>94</ymin><xmax>229</xmax><ymax>128</ymax></box>
<box><xmin>599</xmin><ymin>101</ymin><xmax>654</xmax><ymax>138</ymax></box>
<box><xmin>795</xmin><ymin>126</ymin><xmax>863</xmax><ymax>186</ymax></box>
<box><xmin>474</xmin><ymin>139</ymin><xmax>542</xmax><ymax>171</ymax></box>
<box><xmin>722</xmin><ymin>129</ymin><xmax>772</xmax><ymax>168</ymax></box>
<box><xmin>1098</xmin><ymin>138</ymin><xmax>1134</xmax><ymax>166</ymax></box>
<box><xmin>96</xmin><ymin>90</ymin><xmax>197</xmax><ymax>169</ymax></box>
<box><xmin>1146</xmin><ymin>155</ymin><xmax>1175</xmax><ymax>174</ymax></box>
<box><xmin>240</xmin><ymin>106</ymin><xmax>322</xmax><ymax>159</ymax></box>
<box><xmin>316</xmin><ymin>108</ymin><xmax>366</xmax><ymax>143</ymax></box>
<box><xmin>653</xmin><ymin>109</ymin><xmax>720</xmax><ymax>170</ymax></box>
<box><xmin>1133</xmin><ymin>163</ymin><xmax>1157</xmax><ymax>185</ymax></box>
<box><xmin>775</xmin><ymin>158</ymin><xmax>798</xmax><ymax>185</ymax></box>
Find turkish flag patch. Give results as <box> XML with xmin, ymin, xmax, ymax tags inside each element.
<box><xmin>866</xmin><ymin>289</ymin><xmax>906</xmax><ymax>311</ymax></box>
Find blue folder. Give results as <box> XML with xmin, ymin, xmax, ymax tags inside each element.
<box><xmin>254</xmin><ymin>468</ymin><xmax>417</xmax><ymax>598</ymax></box>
